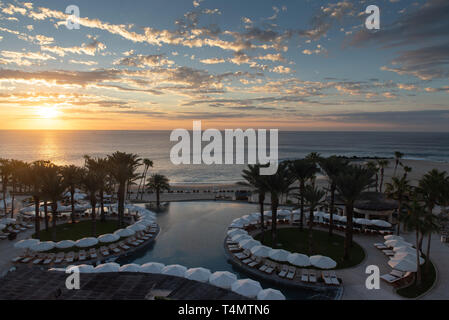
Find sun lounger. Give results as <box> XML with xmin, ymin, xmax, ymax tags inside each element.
<box><xmin>258</xmin><ymin>263</ymin><xmax>268</xmax><ymax>272</ymax></box>
<box><xmin>286</xmin><ymin>266</ymin><xmax>296</xmax><ymax>280</ymax></box>
<box><xmin>264</xmin><ymin>261</ymin><xmax>275</xmax><ymax>274</ymax></box>
<box><xmin>278</xmin><ymin>265</ymin><xmax>288</xmax><ymax>278</ymax></box>
<box><xmin>383</xmin><ymin>250</ymin><xmax>395</xmax><ymax>256</ymax></box>
<box><xmin>109</xmin><ymin>244</ymin><xmax>121</xmax><ymax>254</ymax></box>
<box><xmin>380</xmin><ymin>274</ymin><xmax>400</xmax><ymax>284</ymax></box>
<box><xmin>0</xmin><ymin>233</ymin><xmax>8</xmax><ymax>240</ymax></box>
<box><xmin>301</xmin><ymin>270</ymin><xmax>309</xmax><ymax>282</ymax></box>
<box><xmin>234</xmin><ymin>251</ymin><xmax>249</xmax><ymax>260</ymax></box>
<box><xmin>119</xmin><ymin>241</ymin><xmax>130</xmax><ymax>250</ymax></box>
<box><xmin>242</xmin><ymin>257</ymin><xmax>253</xmax><ymax>264</ymax></box>
<box><xmin>89</xmin><ymin>248</ymin><xmax>97</xmax><ymax>259</ymax></box>
<box><xmin>65</xmin><ymin>252</ymin><xmax>75</xmax><ymax>263</ymax></box>
<box><xmin>21</xmin><ymin>254</ymin><xmax>35</xmax><ymax>263</ymax></box>
<box><xmin>78</xmin><ymin>250</ymin><xmax>87</xmax><ymax>261</ymax></box>
<box><xmin>390</xmin><ymin>270</ymin><xmax>405</xmax><ymax>278</ymax></box>
<box><xmin>33</xmin><ymin>254</ymin><xmax>45</xmax><ymax>265</ymax></box>
<box><xmin>43</xmin><ymin>253</ymin><xmax>55</xmax><ymax>265</ymax></box>
<box><xmin>54</xmin><ymin>252</ymin><xmax>65</xmax><ymax>264</ymax></box>
<box><xmin>248</xmin><ymin>257</ymin><xmax>261</xmax><ymax>268</ymax></box>
<box><xmin>308</xmin><ymin>270</ymin><xmax>317</xmax><ymax>283</ymax></box>
<box><xmin>100</xmin><ymin>246</ymin><xmax>110</xmax><ymax>256</ymax></box>
<box><xmin>229</xmin><ymin>246</ymin><xmax>242</xmax><ymax>253</ymax></box>
<box><xmin>374</xmin><ymin>243</ymin><xmax>388</xmax><ymax>250</ymax></box>
<box><xmin>322</xmin><ymin>271</ymin><xmax>333</xmax><ymax>285</ymax></box>
<box><xmin>12</xmin><ymin>254</ymin><xmax>26</xmax><ymax>263</ymax></box>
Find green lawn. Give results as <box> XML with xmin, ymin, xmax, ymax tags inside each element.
<box><xmin>396</xmin><ymin>260</ymin><xmax>436</xmax><ymax>298</ymax></box>
<box><xmin>33</xmin><ymin>220</ymin><xmax>121</xmax><ymax>242</ymax></box>
<box><xmin>254</xmin><ymin>227</ymin><xmax>365</xmax><ymax>269</ymax></box>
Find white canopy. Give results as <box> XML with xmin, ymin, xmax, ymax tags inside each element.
<box><xmin>313</xmin><ymin>211</ymin><xmax>325</xmax><ymax>218</ymax></box>
<box><xmin>388</xmin><ymin>258</ymin><xmax>417</xmax><ymax>272</ymax></box>
<box><xmin>231</xmin><ymin>279</ymin><xmax>263</xmax><ymax>298</ymax></box>
<box><xmin>0</xmin><ymin>218</ymin><xmax>16</xmax><ymax>224</ymax></box>
<box><xmin>0</xmin><ymin>224</ymin><xmax>5</xmax><ymax>230</ymax></box>
<box><xmin>209</xmin><ymin>271</ymin><xmax>237</xmax><ymax>289</ymax></box>
<box><xmin>257</xmin><ymin>288</ymin><xmax>286</xmax><ymax>300</ymax></box>
<box><xmin>55</xmin><ymin>240</ymin><xmax>76</xmax><ymax>249</ymax></box>
<box><xmin>287</xmin><ymin>253</ymin><xmax>311</xmax><ymax>267</ymax></box>
<box><xmin>277</xmin><ymin>209</ymin><xmax>291</xmax><ymax>217</ymax></box>
<box><xmin>231</xmin><ymin>233</ymin><xmax>252</xmax><ymax>243</ymax></box>
<box><xmin>227</xmin><ymin>228</ymin><xmax>247</xmax><ymax>238</ymax></box>
<box><xmin>385</xmin><ymin>239</ymin><xmax>412</xmax><ymax>248</ymax></box>
<box><xmin>30</xmin><ymin>241</ymin><xmax>55</xmax><ymax>252</ymax></box>
<box><xmin>309</xmin><ymin>255</ymin><xmax>337</xmax><ymax>269</ymax></box>
<box><xmin>76</xmin><ymin>237</ymin><xmax>99</xmax><ymax>248</ymax></box>
<box><xmin>114</xmin><ymin>228</ymin><xmax>135</xmax><ymax>237</ymax></box>
<box><xmin>354</xmin><ymin>218</ymin><xmax>372</xmax><ymax>225</ymax></box>
<box><xmin>229</xmin><ymin>221</ymin><xmax>245</xmax><ymax>228</ymax></box>
<box><xmin>268</xmin><ymin>249</ymin><xmax>291</xmax><ymax>262</ymax></box>
<box><xmin>384</xmin><ymin>235</ymin><xmax>403</xmax><ymax>241</ymax></box>
<box><xmin>14</xmin><ymin>239</ymin><xmax>39</xmax><ymax>249</ymax></box>
<box><xmin>393</xmin><ymin>246</ymin><xmax>420</xmax><ymax>255</ymax></box>
<box><xmin>98</xmin><ymin>233</ymin><xmax>120</xmax><ymax>243</ymax></box>
<box><xmin>161</xmin><ymin>264</ymin><xmax>188</xmax><ymax>277</ymax></box>
<box><xmin>393</xmin><ymin>252</ymin><xmax>425</xmax><ymax>265</ymax></box>
<box><xmin>141</xmin><ymin>262</ymin><xmax>165</xmax><ymax>274</ymax></box>
<box><xmin>119</xmin><ymin>264</ymin><xmax>142</xmax><ymax>272</ymax></box>
<box><xmin>94</xmin><ymin>262</ymin><xmax>120</xmax><ymax>273</ymax></box>
<box><xmin>239</xmin><ymin>239</ymin><xmax>261</xmax><ymax>250</ymax></box>
<box><xmin>128</xmin><ymin>224</ymin><xmax>146</xmax><ymax>232</ymax></box>
<box><xmin>67</xmin><ymin>264</ymin><xmax>95</xmax><ymax>273</ymax></box>
<box><xmin>250</xmin><ymin>245</ymin><xmax>271</xmax><ymax>258</ymax></box>
<box><xmin>185</xmin><ymin>267</ymin><xmax>212</xmax><ymax>283</ymax></box>
<box><xmin>371</xmin><ymin>219</ymin><xmax>392</xmax><ymax>228</ymax></box>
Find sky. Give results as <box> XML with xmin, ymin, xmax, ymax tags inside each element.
<box><xmin>0</xmin><ymin>0</ymin><xmax>448</xmax><ymax>131</ymax></box>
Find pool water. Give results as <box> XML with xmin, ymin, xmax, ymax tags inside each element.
<box><xmin>118</xmin><ymin>201</ymin><xmax>338</xmax><ymax>300</ymax></box>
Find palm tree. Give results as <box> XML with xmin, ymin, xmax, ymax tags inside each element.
<box><xmin>385</xmin><ymin>176</ymin><xmax>411</xmax><ymax>235</ymax></box>
<box><xmin>146</xmin><ymin>174</ymin><xmax>170</xmax><ymax>207</ymax></box>
<box><xmin>403</xmin><ymin>199</ymin><xmax>427</xmax><ymax>286</ymax></box>
<box><xmin>335</xmin><ymin>165</ymin><xmax>375</xmax><ymax>260</ymax></box>
<box><xmin>366</xmin><ymin>161</ymin><xmax>379</xmax><ymax>192</ymax></box>
<box><xmin>417</xmin><ymin>169</ymin><xmax>447</xmax><ymax>260</ymax></box>
<box><xmin>84</xmin><ymin>156</ymin><xmax>109</xmax><ymax>222</ymax></box>
<box><xmin>107</xmin><ymin>151</ymin><xmax>141</xmax><ymax>227</ymax></box>
<box><xmin>261</xmin><ymin>161</ymin><xmax>295</xmax><ymax>246</ymax></box>
<box><xmin>40</xmin><ymin>165</ymin><xmax>66</xmax><ymax>241</ymax></box>
<box><xmin>402</xmin><ymin>166</ymin><xmax>412</xmax><ymax>179</ymax></box>
<box><xmin>377</xmin><ymin>159</ymin><xmax>389</xmax><ymax>193</ymax></box>
<box><xmin>303</xmin><ymin>184</ymin><xmax>325</xmax><ymax>255</ymax></box>
<box><xmin>137</xmin><ymin>158</ymin><xmax>153</xmax><ymax>200</ymax></box>
<box><xmin>320</xmin><ymin>156</ymin><xmax>348</xmax><ymax>237</ymax></box>
<box><xmin>0</xmin><ymin>159</ymin><xmax>11</xmax><ymax>217</ymax></box>
<box><xmin>60</xmin><ymin>165</ymin><xmax>83</xmax><ymax>224</ymax></box>
<box><xmin>393</xmin><ymin>151</ymin><xmax>404</xmax><ymax>177</ymax></box>
<box><xmin>240</xmin><ymin>164</ymin><xmax>269</xmax><ymax>241</ymax></box>
<box><xmin>289</xmin><ymin>159</ymin><xmax>319</xmax><ymax>230</ymax></box>
<box><xmin>81</xmin><ymin>168</ymin><xmax>103</xmax><ymax>237</ymax></box>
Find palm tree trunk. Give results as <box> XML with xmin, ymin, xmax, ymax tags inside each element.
<box><xmin>396</xmin><ymin>200</ymin><xmax>402</xmax><ymax>236</ymax></box>
<box><xmin>379</xmin><ymin>169</ymin><xmax>384</xmax><ymax>193</ymax></box>
<box><xmin>299</xmin><ymin>181</ymin><xmax>304</xmax><ymax>230</ymax></box>
<box><xmin>100</xmin><ymin>188</ymin><xmax>105</xmax><ymax>222</ymax></box>
<box><xmin>271</xmin><ymin>195</ymin><xmax>278</xmax><ymax>247</ymax></box>
<box><xmin>11</xmin><ymin>192</ymin><xmax>15</xmax><ymax>219</ymax></box>
<box><xmin>259</xmin><ymin>193</ymin><xmax>265</xmax><ymax>243</ymax></box>
<box><xmin>44</xmin><ymin>201</ymin><xmax>49</xmax><ymax>232</ymax></box>
<box><xmin>416</xmin><ymin>229</ymin><xmax>422</xmax><ymax>286</ymax></box>
<box><xmin>344</xmin><ymin>203</ymin><xmax>354</xmax><ymax>261</ymax></box>
<box><xmin>308</xmin><ymin>206</ymin><xmax>314</xmax><ymax>255</ymax></box>
<box><xmin>117</xmin><ymin>183</ymin><xmax>125</xmax><ymax>228</ymax></box>
<box><xmin>51</xmin><ymin>202</ymin><xmax>57</xmax><ymax>242</ymax></box>
<box><xmin>329</xmin><ymin>185</ymin><xmax>335</xmax><ymax>237</ymax></box>
<box><xmin>2</xmin><ymin>184</ymin><xmax>7</xmax><ymax>217</ymax></box>
<box><xmin>34</xmin><ymin>197</ymin><xmax>40</xmax><ymax>239</ymax></box>
<box><xmin>156</xmin><ymin>189</ymin><xmax>160</xmax><ymax>207</ymax></box>
<box><xmin>426</xmin><ymin>233</ymin><xmax>432</xmax><ymax>267</ymax></box>
<box><xmin>70</xmin><ymin>188</ymin><xmax>75</xmax><ymax>224</ymax></box>
<box><xmin>91</xmin><ymin>200</ymin><xmax>97</xmax><ymax>237</ymax></box>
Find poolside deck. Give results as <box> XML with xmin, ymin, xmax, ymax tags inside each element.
<box><xmin>0</xmin><ymin>267</ymin><xmax>247</xmax><ymax>300</ymax></box>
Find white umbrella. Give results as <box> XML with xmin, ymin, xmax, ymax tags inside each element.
<box><xmin>393</xmin><ymin>246</ymin><xmax>420</xmax><ymax>255</ymax></box>
<box><xmin>119</xmin><ymin>264</ymin><xmax>142</xmax><ymax>272</ymax></box>
<box><xmin>268</xmin><ymin>249</ymin><xmax>290</xmax><ymax>262</ymax></box>
<box><xmin>257</xmin><ymin>288</ymin><xmax>286</xmax><ymax>300</ymax></box>
<box><xmin>250</xmin><ymin>245</ymin><xmax>271</xmax><ymax>258</ymax></box>
<box><xmin>239</xmin><ymin>239</ymin><xmax>261</xmax><ymax>250</ymax></box>
<box><xmin>114</xmin><ymin>228</ymin><xmax>135</xmax><ymax>237</ymax></box>
<box><xmin>98</xmin><ymin>233</ymin><xmax>120</xmax><ymax>243</ymax></box>
<box><xmin>313</xmin><ymin>211</ymin><xmax>325</xmax><ymax>218</ymax></box>
<box><xmin>384</xmin><ymin>235</ymin><xmax>404</xmax><ymax>241</ymax></box>
<box><xmin>393</xmin><ymin>253</ymin><xmax>425</xmax><ymax>265</ymax></box>
<box><xmin>277</xmin><ymin>209</ymin><xmax>291</xmax><ymax>217</ymax></box>
<box><xmin>229</xmin><ymin>221</ymin><xmax>245</xmax><ymax>228</ymax></box>
<box><xmin>137</xmin><ymin>219</ymin><xmax>155</xmax><ymax>226</ymax></box>
<box><xmin>30</xmin><ymin>241</ymin><xmax>55</xmax><ymax>252</ymax></box>
<box><xmin>231</xmin><ymin>279</ymin><xmax>263</xmax><ymax>298</ymax></box>
<box><xmin>354</xmin><ymin>218</ymin><xmax>372</xmax><ymax>225</ymax></box>
<box><xmin>310</xmin><ymin>255</ymin><xmax>337</xmax><ymax>269</ymax></box>
<box><xmin>227</xmin><ymin>228</ymin><xmax>247</xmax><ymax>238</ymax></box>
<box><xmin>388</xmin><ymin>258</ymin><xmax>418</xmax><ymax>272</ymax></box>
<box><xmin>94</xmin><ymin>262</ymin><xmax>120</xmax><ymax>273</ymax></box>
<box><xmin>14</xmin><ymin>239</ymin><xmax>39</xmax><ymax>249</ymax></box>
<box><xmin>232</xmin><ymin>234</ymin><xmax>252</xmax><ymax>243</ymax></box>
<box><xmin>0</xmin><ymin>218</ymin><xmax>16</xmax><ymax>224</ymax></box>
<box><xmin>141</xmin><ymin>262</ymin><xmax>165</xmax><ymax>274</ymax></box>
<box><xmin>0</xmin><ymin>224</ymin><xmax>5</xmax><ymax>230</ymax></box>
<box><xmin>371</xmin><ymin>219</ymin><xmax>392</xmax><ymax>228</ymax></box>
<box><xmin>128</xmin><ymin>224</ymin><xmax>147</xmax><ymax>232</ymax></box>
<box><xmin>248</xmin><ymin>213</ymin><xmax>262</xmax><ymax>220</ymax></box>
<box><xmin>287</xmin><ymin>253</ymin><xmax>311</xmax><ymax>267</ymax></box>
<box><xmin>55</xmin><ymin>240</ymin><xmax>76</xmax><ymax>249</ymax></box>
<box><xmin>67</xmin><ymin>264</ymin><xmax>95</xmax><ymax>273</ymax></box>
<box><xmin>209</xmin><ymin>271</ymin><xmax>237</xmax><ymax>289</ymax></box>
<box><xmin>385</xmin><ymin>239</ymin><xmax>412</xmax><ymax>248</ymax></box>
<box><xmin>76</xmin><ymin>237</ymin><xmax>99</xmax><ymax>248</ymax></box>
<box><xmin>161</xmin><ymin>264</ymin><xmax>188</xmax><ymax>277</ymax></box>
<box><xmin>185</xmin><ymin>267</ymin><xmax>212</xmax><ymax>283</ymax></box>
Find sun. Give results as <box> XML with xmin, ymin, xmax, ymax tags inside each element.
<box><xmin>36</xmin><ymin>106</ymin><xmax>60</xmax><ymax>119</ymax></box>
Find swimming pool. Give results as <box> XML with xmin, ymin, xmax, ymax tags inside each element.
<box><xmin>118</xmin><ymin>201</ymin><xmax>338</xmax><ymax>300</ymax></box>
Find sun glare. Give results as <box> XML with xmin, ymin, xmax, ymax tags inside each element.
<box><xmin>36</xmin><ymin>106</ymin><xmax>60</xmax><ymax>119</ymax></box>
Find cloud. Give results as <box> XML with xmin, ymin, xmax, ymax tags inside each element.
<box><xmin>41</xmin><ymin>39</ymin><xmax>107</xmax><ymax>57</ymax></box>
<box><xmin>0</xmin><ymin>50</ymin><xmax>55</xmax><ymax>66</ymax></box>
<box><xmin>114</xmin><ymin>54</ymin><xmax>175</xmax><ymax>68</ymax></box>
<box><xmin>200</xmin><ymin>58</ymin><xmax>226</xmax><ymax>64</ymax></box>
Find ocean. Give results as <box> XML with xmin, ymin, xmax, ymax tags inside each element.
<box><xmin>0</xmin><ymin>130</ymin><xmax>448</xmax><ymax>184</ymax></box>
